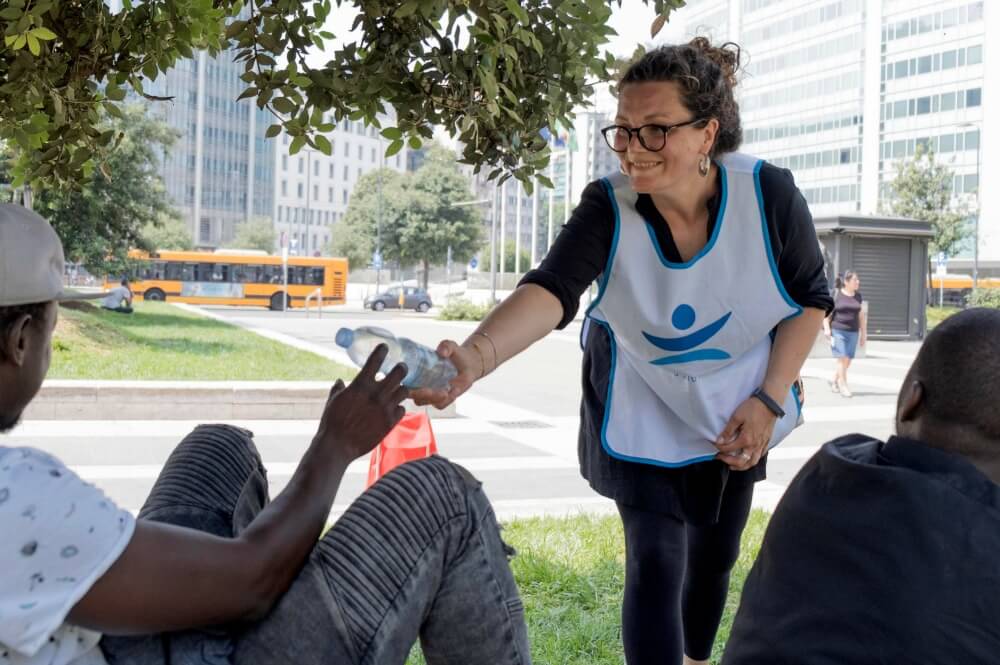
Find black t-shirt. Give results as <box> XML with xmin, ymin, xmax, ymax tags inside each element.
<box><xmin>519</xmin><ymin>162</ymin><xmax>834</xmax><ymax>522</ymax></box>
<box><xmin>830</xmin><ymin>290</ymin><xmax>863</xmax><ymax>332</ymax></box>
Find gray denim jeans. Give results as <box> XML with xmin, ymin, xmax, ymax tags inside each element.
<box><xmin>101</xmin><ymin>424</ymin><xmax>531</xmax><ymax>665</ymax></box>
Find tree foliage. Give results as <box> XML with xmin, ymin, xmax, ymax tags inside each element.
<box><xmin>232</xmin><ymin>217</ymin><xmax>277</xmax><ymax>253</ymax></box>
<box><xmin>32</xmin><ymin>105</ymin><xmax>180</xmax><ymax>274</ymax></box>
<box><xmin>331</xmin><ymin>144</ymin><xmax>482</xmax><ymax>286</ymax></box>
<box><xmin>0</xmin><ymin>0</ymin><xmax>685</xmax><ymax>190</ymax></box>
<box><xmin>141</xmin><ymin>212</ymin><xmax>193</xmax><ymax>251</ymax></box>
<box><xmin>885</xmin><ymin>145</ymin><xmax>971</xmax><ymax>259</ymax></box>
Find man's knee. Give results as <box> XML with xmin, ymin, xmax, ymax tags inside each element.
<box><xmin>374</xmin><ymin>456</ymin><xmax>485</xmax><ymax>517</ymax></box>
<box><xmin>177</xmin><ymin>424</ymin><xmax>261</xmax><ymax>467</ymax></box>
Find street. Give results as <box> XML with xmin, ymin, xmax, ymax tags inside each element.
<box><xmin>5</xmin><ymin>304</ymin><xmax>918</xmax><ymax>520</ymax></box>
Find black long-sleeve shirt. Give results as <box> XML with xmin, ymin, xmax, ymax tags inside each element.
<box><xmin>519</xmin><ymin>163</ymin><xmax>833</xmax><ymax>522</ymax></box>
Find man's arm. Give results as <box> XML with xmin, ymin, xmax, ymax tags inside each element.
<box><xmin>68</xmin><ymin>345</ymin><xmax>408</xmax><ymax>634</ymax></box>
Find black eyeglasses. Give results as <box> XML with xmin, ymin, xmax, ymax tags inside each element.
<box><xmin>601</xmin><ymin>119</ymin><xmax>705</xmax><ymax>153</ymax></box>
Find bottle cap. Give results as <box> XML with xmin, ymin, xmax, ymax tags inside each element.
<box><xmin>335</xmin><ymin>328</ymin><xmax>354</xmax><ymax>348</ymax></box>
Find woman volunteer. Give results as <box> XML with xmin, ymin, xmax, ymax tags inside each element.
<box><xmin>414</xmin><ymin>39</ymin><xmax>832</xmax><ymax>664</ymax></box>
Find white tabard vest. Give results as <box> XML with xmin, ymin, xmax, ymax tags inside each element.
<box><xmin>585</xmin><ymin>152</ymin><xmax>803</xmax><ymax>467</ymax></box>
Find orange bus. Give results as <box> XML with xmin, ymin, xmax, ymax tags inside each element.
<box><xmin>928</xmin><ymin>274</ymin><xmax>1000</xmax><ymax>307</ymax></box>
<box><xmin>108</xmin><ymin>250</ymin><xmax>348</xmax><ymax>310</ymax></box>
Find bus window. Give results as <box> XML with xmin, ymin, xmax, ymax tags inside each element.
<box><xmin>165</xmin><ymin>262</ymin><xmax>184</xmax><ymax>281</ymax></box>
<box><xmin>308</xmin><ymin>268</ymin><xmax>325</xmax><ymax>285</ymax></box>
<box><xmin>151</xmin><ymin>261</ymin><xmax>166</xmax><ymax>280</ymax></box>
<box><xmin>289</xmin><ymin>266</ymin><xmax>307</xmax><ymax>284</ymax></box>
<box><xmin>211</xmin><ymin>264</ymin><xmax>229</xmax><ymax>282</ymax></box>
<box><xmin>262</xmin><ymin>265</ymin><xmax>282</xmax><ymax>284</ymax></box>
<box><xmin>233</xmin><ymin>264</ymin><xmax>261</xmax><ymax>283</ymax></box>
<box><xmin>181</xmin><ymin>263</ymin><xmax>197</xmax><ymax>281</ymax></box>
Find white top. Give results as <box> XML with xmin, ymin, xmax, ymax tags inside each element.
<box><xmin>0</xmin><ymin>447</ymin><xmax>135</xmax><ymax>665</ymax></box>
<box><xmin>100</xmin><ymin>287</ymin><xmax>129</xmax><ymax>310</ymax></box>
<box><xmin>587</xmin><ymin>153</ymin><xmax>802</xmax><ymax>466</ymax></box>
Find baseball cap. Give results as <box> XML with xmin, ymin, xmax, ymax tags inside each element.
<box><xmin>0</xmin><ymin>203</ymin><xmax>106</xmax><ymax>307</ymax></box>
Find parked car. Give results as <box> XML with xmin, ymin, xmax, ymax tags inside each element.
<box><xmin>365</xmin><ymin>286</ymin><xmax>434</xmax><ymax>313</ymax></box>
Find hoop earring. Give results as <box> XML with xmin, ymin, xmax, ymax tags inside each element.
<box><xmin>698</xmin><ymin>153</ymin><xmax>711</xmax><ymax>177</ymax></box>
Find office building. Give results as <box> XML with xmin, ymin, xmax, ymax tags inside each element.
<box><xmin>273</xmin><ymin>116</ymin><xmax>407</xmax><ymax>257</ymax></box>
<box><xmin>673</xmin><ymin>0</ymin><xmax>996</xmax><ymax>260</ymax></box>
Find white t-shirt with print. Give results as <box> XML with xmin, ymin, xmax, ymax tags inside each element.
<box><xmin>0</xmin><ymin>447</ymin><xmax>135</xmax><ymax>665</ymax></box>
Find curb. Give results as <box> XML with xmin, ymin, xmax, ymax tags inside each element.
<box><xmin>26</xmin><ymin>381</ymin><xmax>454</xmax><ymax>421</ymax></box>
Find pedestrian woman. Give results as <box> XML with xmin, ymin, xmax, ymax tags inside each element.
<box><xmin>823</xmin><ymin>270</ymin><xmax>866</xmax><ymax>398</ymax></box>
<box><xmin>414</xmin><ymin>38</ymin><xmax>832</xmax><ymax>665</ymax></box>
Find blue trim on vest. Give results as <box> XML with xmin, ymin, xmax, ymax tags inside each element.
<box><xmin>753</xmin><ymin>160</ymin><xmax>803</xmax><ymax>319</ymax></box>
<box><xmin>592</xmin><ymin>318</ymin><xmax>719</xmax><ymax>469</ymax></box>
<box><xmin>586</xmin><ymin>178</ymin><xmax>621</xmax><ymax>319</ymax></box>
<box><xmin>650</xmin><ymin>348</ymin><xmax>732</xmax><ymax>365</ymax></box>
<box><xmin>641</xmin><ymin>162</ymin><xmax>729</xmax><ymax>270</ymax></box>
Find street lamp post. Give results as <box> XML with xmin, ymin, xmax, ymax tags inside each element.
<box><xmin>449</xmin><ymin>197</ymin><xmax>492</xmax><ymax>300</ymax></box>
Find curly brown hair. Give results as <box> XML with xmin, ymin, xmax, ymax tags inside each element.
<box><xmin>618</xmin><ymin>37</ymin><xmax>743</xmax><ymax>157</ymax></box>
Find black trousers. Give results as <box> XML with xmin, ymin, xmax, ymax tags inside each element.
<box><xmin>617</xmin><ymin>475</ymin><xmax>754</xmax><ymax>664</ymax></box>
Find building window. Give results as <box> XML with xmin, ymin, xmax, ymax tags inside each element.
<box><xmin>328</xmin><ymin>187</ymin><xmax>334</xmax><ymax>202</ymax></box>
<box><xmin>357</xmin><ymin>145</ymin><xmax>363</xmax><ymax>160</ymax></box>
<box><xmin>329</xmin><ymin>164</ymin><xmax>334</xmax><ymax>178</ymax></box>
<box><xmin>281</xmin><ymin>180</ymin><xmax>287</xmax><ymax>196</ymax></box>
<box><xmin>313</xmin><ymin>184</ymin><xmax>319</xmax><ymax>200</ymax></box>
<box><xmin>200</xmin><ymin>218</ymin><xmax>211</xmax><ymax>243</ymax></box>
<box><xmin>297</xmin><ymin>183</ymin><xmax>303</xmax><ymax>197</ymax></box>
<box><xmin>344</xmin><ymin>141</ymin><xmax>349</xmax><ymax>156</ymax></box>
<box><xmin>343</xmin><ymin>190</ymin><xmax>348</xmax><ymax>204</ymax></box>
<box><xmin>282</xmin><ymin>155</ymin><xmax>287</xmax><ymax>171</ymax></box>
<box><xmin>314</xmin><ymin>161</ymin><xmax>319</xmax><ymax>177</ymax></box>
<box><xmin>343</xmin><ymin>165</ymin><xmax>349</xmax><ymax>180</ymax></box>
<box><xmin>298</xmin><ymin>158</ymin><xmax>304</xmax><ymax>174</ymax></box>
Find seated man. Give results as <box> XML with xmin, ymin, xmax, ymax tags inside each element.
<box><xmin>101</xmin><ymin>278</ymin><xmax>133</xmax><ymax>314</ymax></box>
<box><xmin>0</xmin><ymin>204</ymin><xmax>530</xmax><ymax>665</ymax></box>
<box><xmin>723</xmin><ymin>307</ymin><xmax>1000</xmax><ymax>664</ymax></box>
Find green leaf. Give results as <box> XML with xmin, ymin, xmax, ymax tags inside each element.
<box><xmin>30</xmin><ymin>27</ymin><xmax>56</xmax><ymax>40</ymax></box>
<box><xmin>380</xmin><ymin>127</ymin><xmax>402</xmax><ymax>140</ymax></box>
<box><xmin>395</xmin><ymin>0</ymin><xmax>419</xmax><ymax>18</ymax></box>
<box><xmin>26</xmin><ymin>33</ymin><xmax>39</xmax><ymax>55</ymax></box>
<box><xmin>315</xmin><ymin>134</ymin><xmax>332</xmax><ymax>155</ymax></box>
<box><xmin>289</xmin><ymin>135</ymin><xmax>306</xmax><ymax>154</ymax></box>
<box><xmin>503</xmin><ymin>0</ymin><xmax>529</xmax><ymax>24</ymax></box>
<box><xmin>408</xmin><ymin>136</ymin><xmax>422</xmax><ymax>149</ymax></box>
<box><xmin>385</xmin><ymin>139</ymin><xmax>404</xmax><ymax>157</ymax></box>
<box><xmin>0</xmin><ymin>7</ymin><xmax>22</xmax><ymax>19</ymax></box>
<box><xmin>292</xmin><ymin>74</ymin><xmax>312</xmax><ymax>87</ymax></box>
<box><xmin>236</xmin><ymin>87</ymin><xmax>258</xmax><ymax>101</ymax></box>
<box><xmin>272</xmin><ymin>97</ymin><xmax>296</xmax><ymax>114</ymax></box>
<box><xmin>225</xmin><ymin>20</ymin><xmax>247</xmax><ymax>39</ymax></box>
<box><xmin>142</xmin><ymin>61</ymin><xmax>158</xmax><ymax>80</ymax></box>
<box><xmin>265</xmin><ymin>124</ymin><xmax>283</xmax><ymax>139</ymax></box>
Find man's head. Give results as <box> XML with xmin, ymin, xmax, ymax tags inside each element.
<box><xmin>121</xmin><ymin>277</ymin><xmax>129</xmax><ymax>288</ymax></box>
<box><xmin>896</xmin><ymin>307</ymin><xmax>1000</xmax><ymax>482</ymax></box>
<box><xmin>0</xmin><ymin>204</ymin><xmax>99</xmax><ymax>432</ymax></box>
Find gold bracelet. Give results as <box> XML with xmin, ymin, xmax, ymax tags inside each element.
<box><xmin>471</xmin><ymin>330</ymin><xmax>499</xmax><ymax>373</ymax></box>
<box><xmin>468</xmin><ymin>341</ymin><xmax>487</xmax><ymax>379</ymax></box>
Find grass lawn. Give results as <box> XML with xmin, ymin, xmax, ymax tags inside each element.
<box><xmin>49</xmin><ymin>301</ymin><xmax>355</xmax><ymax>381</ymax></box>
<box><xmin>407</xmin><ymin>510</ymin><xmax>770</xmax><ymax>665</ymax></box>
<box><xmin>926</xmin><ymin>306</ymin><xmax>961</xmax><ymax>331</ymax></box>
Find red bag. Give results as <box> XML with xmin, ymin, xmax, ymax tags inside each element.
<box><xmin>366</xmin><ymin>412</ymin><xmax>438</xmax><ymax>488</ymax></box>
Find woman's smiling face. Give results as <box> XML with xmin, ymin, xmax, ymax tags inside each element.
<box><xmin>614</xmin><ymin>81</ymin><xmax>718</xmax><ymax>194</ymax></box>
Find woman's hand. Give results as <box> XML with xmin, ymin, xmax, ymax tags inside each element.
<box><xmin>860</xmin><ymin>331</ymin><xmax>867</xmax><ymax>347</ymax></box>
<box><xmin>410</xmin><ymin>340</ymin><xmax>483</xmax><ymax>410</ymax></box>
<box><xmin>714</xmin><ymin>396</ymin><xmax>779</xmax><ymax>471</ymax></box>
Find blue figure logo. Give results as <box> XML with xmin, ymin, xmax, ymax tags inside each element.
<box><xmin>643</xmin><ymin>304</ymin><xmax>732</xmax><ymax>366</ymax></box>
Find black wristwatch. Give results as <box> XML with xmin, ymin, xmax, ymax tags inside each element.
<box><xmin>751</xmin><ymin>387</ymin><xmax>785</xmax><ymax>419</ymax></box>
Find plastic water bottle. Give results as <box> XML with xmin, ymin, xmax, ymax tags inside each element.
<box><xmin>335</xmin><ymin>326</ymin><xmax>458</xmax><ymax>390</ymax></box>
